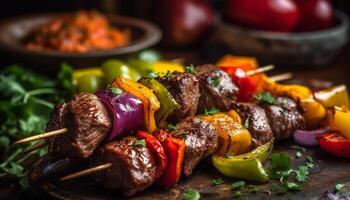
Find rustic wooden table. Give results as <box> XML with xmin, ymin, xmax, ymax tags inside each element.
<box><xmin>1</xmin><ymin>45</ymin><xmax>350</xmax><ymax>200</ymax></box>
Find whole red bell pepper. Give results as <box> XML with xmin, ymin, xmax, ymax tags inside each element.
<box><xmin>319</xmin><ymin>131</ymin><xmax>350</xmax><ymax>158</ymax></box>
<box><xmin>136</xmin><ymin>131</ymin><xmax>167</xmax><ymax>178</ymax></box>
<box><xmin>153</xmin><ymin>129</ymin><xmax>185</xmax><ymax>188</ymax></box>
<box><xmin>220</xmin><ymin>66</ymin><xmax>258</xmax><ymax>101</ymax></box>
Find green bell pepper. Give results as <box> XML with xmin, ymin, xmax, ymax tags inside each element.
<box><xmin>102</xmin><ymin>59</ymin><xmax>141</xmax><ymax>84</ymax></box>
<box><xmin>212</xmin><ymin>140</ymin><xmax>274</xmax><ymax>183</ymax></box>
<box><xmin>127</xmin><ymin>59</ymin><xmax>155</xmax><ymax>76</ymax></box>
<box><xmin>139</xmin><ymin>77</ymin><xmax>179</xmax><ymax>123</ymax></box>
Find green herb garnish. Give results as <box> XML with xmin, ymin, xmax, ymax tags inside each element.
<box><xmin>249</xmin><ymin>185</ymin><xmax>259</xmax><ymax>193</ymax></box>
<box><xmin>212</xmin><ymin>178</ymin><xmax>224</xmax><ymax>186</ymax></box>
<box><xmin>183</xmin><ymin>188</ymin><xmax>200</xmax><ymax>200</ymax></box>
<box><xmin>233</xmin><ymin>191</ymin><xmax>241</xmax><ymax>198</ymax></box>
<box><xmin>167</xmin><ymin>123</ymin><xmax>179</xmax><ymax>131</ymax></box>
<box><xmin>268</xmin><ymin>152</ymin><xmax>292</xmax><ymax>179</ymax></box>
<box><xmin>255</xmin><ymin>92</ymin><xmax>275</xmax><ymax>104</ymax></box>
<box><xmin>207</xmin><ymin>76</ymin><xmax>221</xmax><ymax>87</ymax></box>
<box><xmin>173</xmin><ymin>131</ymin><xmax>189</xmax><ymax>138</ymax></box>
<box><xmin>335</xmin><ymin>183</ymin><xmax>345</xmax><ymax>194</ymax></box>
<box><xmin>134</xmin><ymin>139</ymin><xmax>146</xmax><ymax>147</ymax></box>
<box><xmin>110</xmin><ymin>87</ymin><xmax>123</xmax><ymax>95</ymax></box>
<box><xmin>282</xmin><ymin>182</ymin><xmax>303</xmax><ymax>192</ymax></box>
<box><xmin>231</xmin><ymin>181</ymin><xmax>245</xmax><ymax>190</ymax></box>
<box><xmin>296</xmin><ymin>151</ymin><xmax>302</xmax><ymax>159</ymax></box>
<box><xmin>244</xmin><ymin>117</ymin><xmax>250</xmax><ymax>129</ymax></box>
<box><xmin>204</xmin><ymin>107</ymin><xmax>220</xmax><ymax>115</ymax></box>
<box><xmin>185</xmin><ymin>64</ymin><xmax>195</xmax><ymax>73</ymax></box>
<box><xmin>165</xmin><ymin>71</ymin><xmax>173</xmax><ymax>80</ymax></box>
<box><xmin>147</xmin><ymin>71</ymin><xmax>158</xmax><ymax>78</ymax></box>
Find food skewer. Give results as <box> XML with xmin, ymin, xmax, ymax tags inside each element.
<box><xmin>60</xmin><ymin>163</ymin><xmax>112</xmax><ymax>181</ymax></box>
<box><xmin>19</xmin><ymin>142</ymin><xmax>47</xmax><ymax>155</ymax></box>
<box><xmin>13</xmin><ymin>69</ymin><xmax>291</xmax><ymax>147</ymax></box>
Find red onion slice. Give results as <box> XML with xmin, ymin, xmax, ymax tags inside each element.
<box><xmin>95</xmin><ymin>89</ymin><xmax>144</xmax><ymax>141</ymax></box>
<box><xmin>293</xmin><ymin>127</ymin><xmax>330</xmax><ymax>147</ymax></box>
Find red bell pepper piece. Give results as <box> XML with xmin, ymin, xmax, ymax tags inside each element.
<box><xmin>220</xmin><ymin>66</ymin><xmax>258</xmax><ymax>101</ymax></box>
<box><xmin>136</xmin><ymin>131</ymin><xmax>167</xmax><ymax>178</ymax></box>
<box><xmin>319</xmin><ymin>131</ymin><xmax>350</xmax><ymax>158</ymax></box>
<box><xmin>153</xmin><ymin>130</ymin><xmax>185</xmax><ymax>188</ymax></box>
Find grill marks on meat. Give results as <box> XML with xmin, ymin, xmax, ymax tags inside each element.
<box><xmin>195</xmin><ymin>64</ymin><xmax>238</xmax><ymax>113</ymax></box>
<box><xmin>48</xmin><ymin>93</ymin><xmax>112</xmax><ymax>159</ymax></box>
<box><xmin>260</xmin><ymin>97</ymin><xmax>306</xmax><ymax>140</ymax></box>
<box><xmin>157</xmin><ymin>72</ymin><xmax>200</xmax><ymax>122</ymax></box>
<box><xmin>234</xmin><ymin>103</ymin><xmax>273</xmax><ymax>147</ymax></box>
<box><xmin>90</xmin><ymin>136</ymin><xmax>157</xmax><ymax>196</ymax></box>
<box><xmin>172</xmin><ymin>117</ymin><xmax>218</xmax><ymax>176</ymax></box>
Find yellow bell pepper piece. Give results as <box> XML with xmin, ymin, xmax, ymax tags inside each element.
<box><xmin>262</xmin><ymin>76</ymin><xmax>326</xmax><ymax>127</ymax></box>
<box><xmin>215</xmin><ymin>54</ymin><xmax>258</xmax><ymax>68</ymax></box>
<box><xmin>201</xmin><ymin>112</ymin><xmax>252</xmax><ymax>156</ymax></box>
<box><xmin>212</xmin><ymin>140</ymin><xmax>273</xmax><ymax>183</ymax></box>
<box><xmin>314</xmin><ymin>85</ymin><xmax>350</xmax><ymax>108</ymax></box>
<box><xmin>152</xmin><ymin>60</ymin><xmax>184</xmax><ymax>76</ymax></box>
<box><xmin>112</xmin><ymin>76</ymin><xmax>160</xmax><ymax>133</ymax></box>
<box><xmin>327</xmin><ymin>107</ymin><xmax>350</xmax><ymax>139</ymax></box>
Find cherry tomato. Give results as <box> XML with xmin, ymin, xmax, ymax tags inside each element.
<box><xmin>294</xmin><ymin>0</ymin><xmax>334</xmax><ymax>32</ymax></box>
<box><xmin>318</xmin><ymin>131</ymin><xmax>350</xmax><ymax>158</ymax></box>
<box><xmin>225</xmin><ymin>0</ymin><xmax>300</xmax><ymax>32</ymax></box>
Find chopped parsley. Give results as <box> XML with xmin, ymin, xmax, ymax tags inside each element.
<box><xmin>255</xmin><ymin>92</ymin><xmax>275</xmax><ymax>104</ymax></box>
<box><xmin>244</xmin><ymin>117</ymin><xmax>250</xmax><ymax>129</ymax></box>
<box><xmin>204</xmin><ymin>107</ymin><xmax>220</xmax><ymax>115</ymax></box>
<box><xmin>147</xmin><ymin>71</ymin><xmax>158</xmax><ymax>78</ymax></box>
<box><xmin>207</xmin><ymin>76</ymin><xmax>221</xmax><ymax>87</ymax></box>
<box><xmin>183</xmin><ymin>188</ymin><xmax>200</xmax><ymax>200</ymax></box>
<box><xmin>167</xmin><ymin>123</ymin><xmax>179</xmax><ymax>131</ymax></box>
<box><xmin>173</xmin><ymin>131</ymin><xmax>189</xmax><ymax>138</ymax></box>
<box><xmin>296</xmin><ymin>151</ymin><xmax>302</xmax><ymax>159</ymax></box>
<box><xmin>249</xmin><ymin>185</ymin><xmax>259</xmax><ymax>193</ymax></box>
<box><xmin>335</xmin><ymin>183</ymin><xmax>345</xmax><ymax>194</ymax></box>
<box><xmin>165</xmin><ymin>71</ymin><xmax>173</xmax><ymax>80</ymax></box>
<box><xmin>110</xmin><ymin>87</ymin><xmax>123</xmax><ymax>95</ymax></box>
<box><xmin>281</xmin><ymin>182</ymin><xmax>303</xmax><ymax>192</ymax></box>
<box><xmin>185</xmin><ymin>64</ymin><xmax>195</xmax><ymax>73</ymax></box>
<box><xmin>212</xmin><ymin>178</ymin><xmax>225</xmax><ymax>186</ymax></box>
<box><xmin>134</xmin><ymin>139</ymin><xmax>146</xmax><ymax>147</ymax></box>
<box><xmin>233</xmin><ymin>191</ymin><xmax>241</xmax><ymax>198</ymax></box>
<box><xmin>231</xmin><ymin>181</ymin><xmax>245</xmax><ymax>190</ymax></box>
<box><xmin>268</xmin><ymin>152</ymin><xmax>292</xmax><ymax>179</ymax></box>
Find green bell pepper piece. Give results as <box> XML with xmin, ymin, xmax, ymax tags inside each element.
<box><xmin>139</xmin><ymin>77</ymin><xmax>179</xmax><ymax>123</ymax></box>
<box><xmin>102</xmin><ymin>59</ymin><xmax>141</xmax><ymax>84</ymax></box>
<box><xmin>127</xmin><ymin>59</ymin><xmax>155</xmax><ymax>76</ymax></box>
<box><xmin>212</xmin><ymin>140</ymin><xmax>274</xmax><ymax>183</ymax></box>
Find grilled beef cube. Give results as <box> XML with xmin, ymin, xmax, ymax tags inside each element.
<box><xmin>260</xmin><ymin>97</ymin><xmax>306</xmax><ymax>140</ymax></box>
<box><xmin>157</xmin><ymin>72</ymin><xmax>200</xmax><ymax>122</ymax></box>
<box><xmin>195</xmin><ymin>64</ymin><xmax>238</xmax><ymax>113</ymax></box>
<box><xmin>47</xmin><ymin>93</ymin><xmax>112</xmax><ymax>159</ymax></box>
<box><xmin>90</xmin><ymin>136</ymin><xmax>157</xmax><ymax>196</ymax></box>
<box><xmin>29</xmin><ymin>156</ymin><xmax>81</xmax><ymax>183</ymax></box>
<box><xmin>234</xmin><ymin>103</ymin><xmax>274</xmax><ymax>147</ymax></box>
<box><xmin>172</xmin><ymin>117</ymin><xmax>218</xmax><ymax>176</ymax></box>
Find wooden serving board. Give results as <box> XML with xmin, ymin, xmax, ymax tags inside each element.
<box><xmin>30</xmin><ymin>140</ymin><xmax>350</xmax><ymax>200</ymax></box>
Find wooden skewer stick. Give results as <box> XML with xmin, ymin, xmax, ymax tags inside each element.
<box><xmin>60</xmin><ymin>163</ymin><xmax>112</xmax><ymax>181</ymax></box>
<box><xmin>14</xmin><ymin>128</ymin><xmax>67</xmax><ymax>144</ymax></box>
<box><xmin>269</xmin><ymin>73</ymin><xmax>294</xmax><ymax>82</ymax></box>
<box><xmin>19</xmin><ymin>142</ymin><xmax>47</xmax><ymax>155</ymax></box>
<box><xmin>246</xmin><ymin>65</ymin><xmax>275</xmax><ymax>76</ymax></box>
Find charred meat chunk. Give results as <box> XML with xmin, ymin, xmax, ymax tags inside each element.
<box><xmin>195</xmin><ymin>64</ymin><xmax>238</xmax><ymax>113</ymax></box>
<box><xmin>90</xmin><ymin>136</ymin><xmax>157</xmax><ymax>196</ymax></box>
<box><xmin>234</xmin><ymin>103</ymin><xmax>274</xmax><ymax>147</ymax></box>
<box><xmin>47</xmin><ymin>93</ymin><xmax>112</xmax><ymax>159</ymax></box>
<box><xmin>157</xmin><ymin>72</ymin><xmax>200</xmax><ymax>122</ymax></box>
<box><xmin>260</xmin><ymin>96</ymin><xmax>306</xmax><ymax>140</ymax></box>
<box><xmin>172</xmin><ymin>117</ymin><xmax>218</xmax><ymax>176</ymax></box>
<box><xmin>29</xmin><ymin>156</ymin><xmax>82</xmax><ymax>183</ymax></box>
